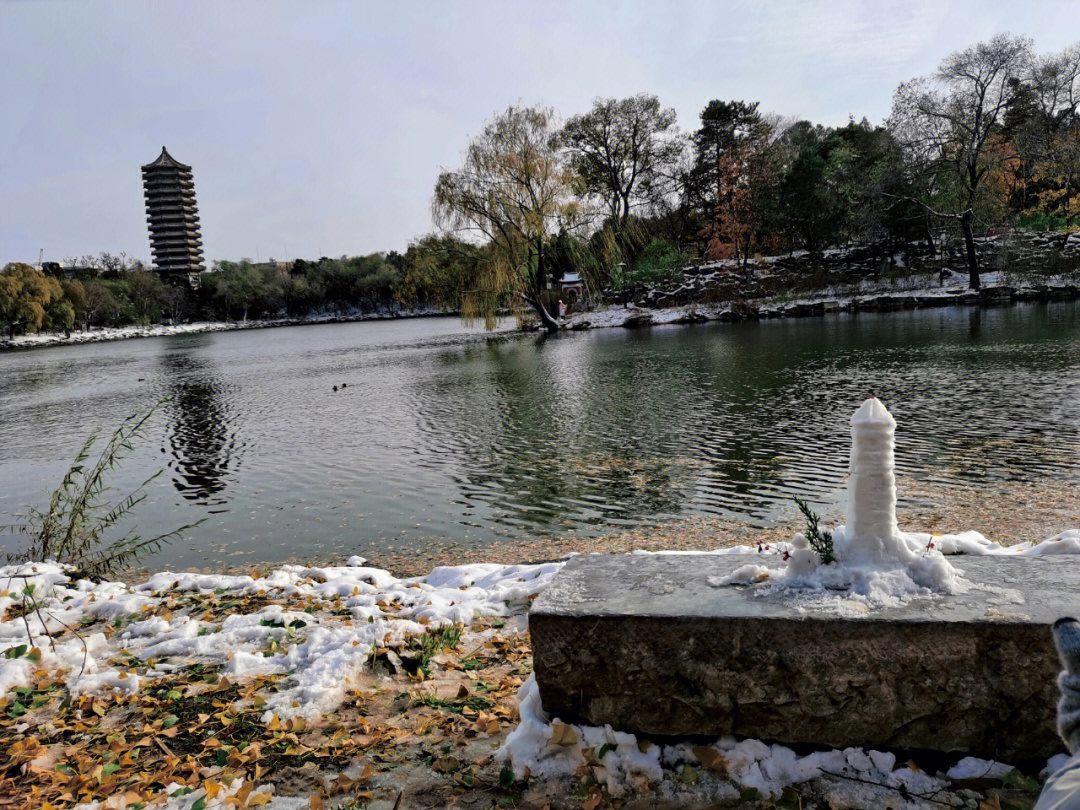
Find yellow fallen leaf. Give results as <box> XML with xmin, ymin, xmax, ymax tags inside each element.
<box><xmin>432</xmin><ymin>755</ymin><xmax>460</xmax><ymax>773</ymax></box>
<box><xmin>549</xmin><ymin>722</ymin><xmax>577</xmax><ymax>747</ymax></box>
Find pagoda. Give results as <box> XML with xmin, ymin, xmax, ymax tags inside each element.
<box><xmin>141</xmin><ymin>147</ymin><xmax>206</xmax><ymax>279</ymax></box>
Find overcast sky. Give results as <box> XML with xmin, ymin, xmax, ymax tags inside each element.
<box><xmin>2</xmin><ymin>0</ymin><xmax>1078</xmax><ymax>266</ymax></box>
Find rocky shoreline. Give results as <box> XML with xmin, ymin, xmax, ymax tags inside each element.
<box><xmin>554</xmin><ymin>229</ymin><xmax>1080</xmax><ymax>331</ymax></box>
<box><xmin>563</xmin><ymin>276</ymin><xmax>1080</xmax><ymax>331</ymax></box>
<box><xmin>0</xmin><ymin>305</ymin><xmax>456</xmax><ymax>352</ymax></box>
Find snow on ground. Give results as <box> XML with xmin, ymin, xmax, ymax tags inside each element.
<box><xmin>0</xmin><ymin>558</ymin><xmax>560</xmax><ymax>723</ymax></box>
<box><xmin>2</xmin><ymin>321</ymin><xmax>242</xmax><ymax>349</ymax></box>
<box><xmin>6</xmin><ymin>528</ymin><xmax>1067</xmax><ymax>709</ymax></box>
<box><xmin>3</xmin><ymin>528</ymin><xmax>1079</xmax><ymax>806</ymax></box>
<box><xmin>0</xmin><ymin>307</ymin><xmax>459</xmax><ymax>351</ymax></box>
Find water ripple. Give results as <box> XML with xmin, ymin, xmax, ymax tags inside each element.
<box><xmin>1</xmin><ymin>306</ymin><xmax>1078</xmax><ymax>568</ymax></box>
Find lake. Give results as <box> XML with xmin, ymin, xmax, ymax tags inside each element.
<box><xmin>2</xmin><ymin>304</ymin><xmax>1078</xmax><ymax>571</ymax></box>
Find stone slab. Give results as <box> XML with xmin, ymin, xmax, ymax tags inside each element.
<box><xmin>529</xmin><ymin>553</ymin><xmax>1080</xmax><ymax>759</ymax></box>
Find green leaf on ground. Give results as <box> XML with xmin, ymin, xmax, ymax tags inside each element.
<box><xmin>1002</xmin><ymin>768</ymin><xmax>1040</xmax><ymax>792</ymax></box>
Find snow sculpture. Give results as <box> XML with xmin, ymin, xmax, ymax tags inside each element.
<box><xmin>714</xmin><ymin>395</ymin><xmax>966</xmax><ymax>599</ymax></box>
<box><xmin>841</xmin><ymin>397</ymin><xmax>913</xmax><ymax>566</ymax></box>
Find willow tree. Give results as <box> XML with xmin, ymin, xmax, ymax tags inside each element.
<box><xmin>433</xmin><ymin>105</ymin><xmax>584</xmax><ymax>331</ymax></box>
<box><xmin>0</xmin><ymin>263</ymin><xmax>63</xmax><ymax>339</ymax></box>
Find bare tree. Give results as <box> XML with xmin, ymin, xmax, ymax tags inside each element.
<box><xmin>433</xmin><ymin>105</ymin><xmax>585</xmax><ymax>331</ymax></box>
<box><xmin>1028</xmin><ymin>43</ymin><xmax>1080</xmax><ymax>130</ymax></box>
<box><xmin>560</xmin><ymin>94</ymin><xmax>685</xmax><ymax>231</ymax></box>
<box><xmin>890</xmin><ymin>34</ymin><xmax>1033</xmax><ymax>288</ymax></box>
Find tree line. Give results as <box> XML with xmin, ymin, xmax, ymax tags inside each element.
<box><xmin>434</xmin><ymin>34</ymin><xmax>1080</xmax><ymax>329</ymax></box>
<box><xmin>3</xmin><ymin>33</ymin><xmax>1078</xmax><ymax>338</ymax></box>
<box><xmin>0</xmin><ymin>240</ymin><xmax>488</xmax><ymax>337</ymax></box>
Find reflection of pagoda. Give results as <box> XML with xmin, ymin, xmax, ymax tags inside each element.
<box><xmin>162</xmin><ymin>349</ymin><xmax>239</xmax><ymax>505</ymax></box>
<box><xmin>141</xmin><ymin>147</ymin><xmax>205</xmax><ymax>279</ymax></box>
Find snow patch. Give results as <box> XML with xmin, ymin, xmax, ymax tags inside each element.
<box><xmin>946</xmin><ymin>756</ymin><xmax>1014</xmax><ymax>780</ymax></box>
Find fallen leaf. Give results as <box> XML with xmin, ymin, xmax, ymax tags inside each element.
<box><xmin>693</xmin><ymin>745</ymin><xmax>725</xmax><ymax>772</ymax></box>
<box><xmin>549</xmin><ymin>722</ymin><xmax>577</xmax><ymax>747</ymax></box>
<box><xmin>432</xmin><ymin>755</ymin><xmax>460</xmax><ymax>773</ymax></box>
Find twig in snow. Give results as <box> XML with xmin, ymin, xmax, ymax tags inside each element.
<box><xmin>818</xmin><ymin>769</ymin><xmax>961</xmax><ymax>808</ymax></box>
<box><xmin>17</xmin><ymin>574</ymin><xmax>56</xmax><ymax>652</ymax></box>
<box><xmin>39</xmin><ymin>608</ymin><xmax>90</xmax><ymax>681</ymax></box>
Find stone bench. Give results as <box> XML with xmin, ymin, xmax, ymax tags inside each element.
<box><xmin>530</xmin><ymin>553</ymin><xmax>1077</xmax><ymax>760</ymax></box>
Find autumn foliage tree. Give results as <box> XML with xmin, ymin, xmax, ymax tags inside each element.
<box><xmin>1012</xmin><ymin>44</ymin><xmax>1080</xmax><ymax>224</ymax></box>
<box><xmin>687</xmin><ymin>100</ymin><xmax>777</xmax><ymax>264</ymax></box>
<box><xmin>0</xmin><ymin>263</ymin><xmax>63</xmax><ymax>338</ymax></box>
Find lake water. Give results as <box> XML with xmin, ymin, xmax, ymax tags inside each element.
<box><xmin>2</xmin><ymin>304</ymin><xmax>1079</xmax><ymax>570</ymax></box>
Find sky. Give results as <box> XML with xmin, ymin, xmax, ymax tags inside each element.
<box><xmin>2</xmin><ymin>0</ymin><xmax>1078</xmax><ymax>266</ymax></box>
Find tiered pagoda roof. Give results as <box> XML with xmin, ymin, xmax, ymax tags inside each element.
<box><xmin>141</xmin><ymin>147</ymin><xmax>206</xmax><ymax>278</ymax></box>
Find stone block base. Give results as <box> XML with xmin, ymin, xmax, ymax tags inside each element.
<box><xmin>529</xmin><ymin>553</ymin><xmax>1078</xmax><ymax>759</ymax></box>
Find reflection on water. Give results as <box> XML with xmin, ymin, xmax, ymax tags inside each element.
<box><xmin>161</xmin><ymin>345</ymin><xmax>241</xmax><ymax>506</ymax></box>
<box><xmin>0</xmin><ymin>306</ymin><xmax>1078</xmax><ymax>569</ymax></box>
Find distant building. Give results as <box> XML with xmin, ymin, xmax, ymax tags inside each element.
<box><xmin>560</xmin><ymin>270</ymin><xmax>584</xmax><ymax>302</ymax></box>
<box><xmin>251</xmin><ymin>259</ymin><xmax>295</xmax><ymax>277</ymax></box>
<box><xmin>141</xmin><ymin>147</ymin><xmax>206</xmax><ymax>280</ymax></box>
